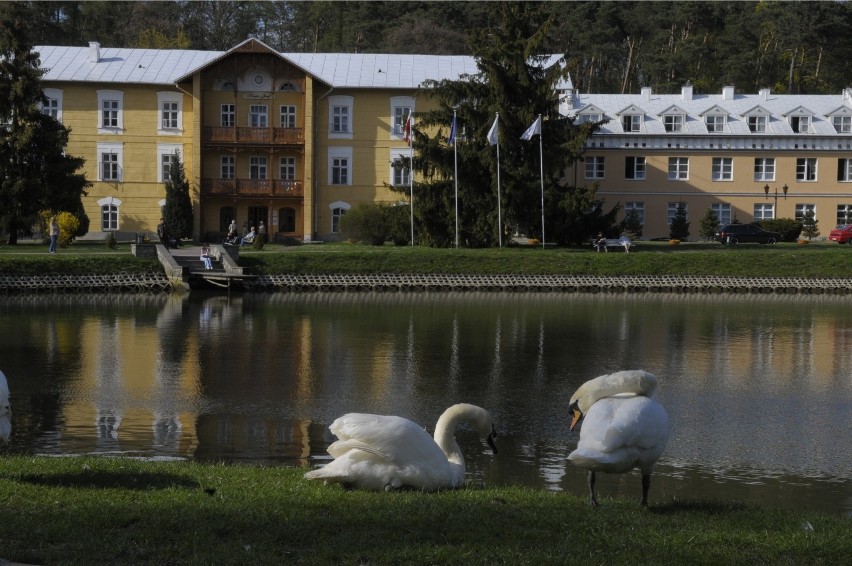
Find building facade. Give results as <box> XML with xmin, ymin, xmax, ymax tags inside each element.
<box><xmin>37</xmin><ymin>39</ymin><xmax>852</xmax><ymax>243</ymax></box>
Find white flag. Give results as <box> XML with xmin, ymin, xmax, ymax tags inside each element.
<box><xmin>520</xmin><ymin>115</ymin><xmax>541</xmax><ymax>141</ymax></box>
<box><xmin>487</xmin><ymin>114</ymin><xmax>499</xmax><ymax>146</ymax></box>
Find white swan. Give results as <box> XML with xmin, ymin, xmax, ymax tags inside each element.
<box><xmin>0</xmin><ymin>370</ymin><xmax>11</xmax><ymax>445</ymax></box>
<box><xmin>567</xmin><ymin>370</ymin><xmax>669</xmax><ymax>507</ymax></box>
<box><xmin>304</xmin><ymin>403</ymin><xmax>497</xmax><ymax>491</ymax></box>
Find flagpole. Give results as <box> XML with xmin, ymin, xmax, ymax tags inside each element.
<box><xmin>537</xmin><ymin>114</ymin><xmax>545</xmax><ymax>249</ymax></box>
<box><xmin>408</xmin><ymin>114</ymin><xmax>414</xmax><ymax>246</ymax></box>
<box><xmin>453</xmin><ymin>109</ymin><xmax>459</xmax><ymax>248</ymax></box>
<box><xmin>495</xmin><ymin>112</ymin><xmax>502</xmax><ymax>248</ymax></box>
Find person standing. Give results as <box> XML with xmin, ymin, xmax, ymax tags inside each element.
<box><xmin>48</xmin><ymin>216</ymin><xmax>59</xmax><ymax>254</ymax></box>
<box><xmin>157</xmin><ymin>218</ymin><xmax>169</xmax><ymax>250</ymax></box>
<box><xmin>258</xmin><ymin>220</ymin><xmax>267</xmax><ymax>244</ymax></box>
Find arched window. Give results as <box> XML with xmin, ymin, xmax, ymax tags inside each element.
<box><xmin>97</xmin><ymin>197</ymin><xmax>122</xmax><ymax>232</ymax></box>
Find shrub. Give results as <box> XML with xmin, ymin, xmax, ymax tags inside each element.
<box><xmin>105</xmin><ymin>231</ymin><xmax>116</xmax><ymax>249</ymax></box>
<box><xmin>668</xmin><ymin>202</ymin><xmax>690</xmax><ymax>240</ymax></box>
<box><xmin>252</xmin><ymin>233</ymin><xmax>265</xmax><ymax>250</ymax></box>
<box><xmin>800</xmin><ymin>210</ymin><xmax>819</xmax><ymax>240</ymax></box>
<box><xmin>698</xmin><ymin>208</ymin><xmax>720</xmax><ymax>241</ymax></box>
<box><xmin>622</xmin><ymin>209</ymin><xmax>643</xmax><ymax>240</ymax></box>
<box><xmin>340</xmin><ymin>202</ymin><xmax>391</xmax><ymax>245</ymax></box>
<box><xmin>39</xmin><ymin>210</ymin><xmax>81</xmax><ymax>247</ymax></box>
<box><xmin>758</xmin><ymin>218</ymin><xmax>802</xmax><ymax>242</ymax></box>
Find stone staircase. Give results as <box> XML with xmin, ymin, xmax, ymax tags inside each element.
<box><xmin>170</xmin><ymin>252</ymin><xmax>222</xmax><ymax>275</ymax></box>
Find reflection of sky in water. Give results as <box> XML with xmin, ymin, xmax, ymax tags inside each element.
<box><xmin>0</xmin><ymin>292</ymin><xmax>850</xmax><ymax>517</ymax></box>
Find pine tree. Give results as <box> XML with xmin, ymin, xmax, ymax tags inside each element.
<box><xmin>669</xmin><ymin>202</ymin><xmax>690</xmax><ymax>240</ymax></box>
<box><xmin>162</xmin><ymin>151</ymin><xmax>194</xmax><ymax>245</ymax></box>
<box><xmin>0</xmin><ymin>2</ymin><xmax>89</xmax><ymax>244</ymax></box>
<box><xmin>404</xmin><ymin>2</ymin><xmax>616</xmax><ymax>247</ymax></box>
<box><xmin>699</xmin><ymin>208</ymin><xmax>720</xmax><ymax>241</ymax></box>
<box><xmin>800</xmin><ymin>209</ymin><xmax>819</xmax><ymax>240</ymax></box>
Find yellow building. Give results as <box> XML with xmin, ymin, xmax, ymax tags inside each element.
<box><xmin>38</xmin><ymin>39</ymin><xmax>852</xmax><ymax>243</ymax></box>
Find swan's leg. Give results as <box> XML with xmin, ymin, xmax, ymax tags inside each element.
<box><xmin>640</xmin><ymin>473</ymin><xmax>651</xmax><ymax>507</ymax></box>
<box><xmin>587</xmin><ymin>471</ymin><xmax>599</xmax><ymax>508</ymax></box>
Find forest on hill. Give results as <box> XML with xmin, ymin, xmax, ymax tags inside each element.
<box><xmin>25</xmin><ymin>1</ymin><xmax>852</xmax><ymax>95</ymax></box>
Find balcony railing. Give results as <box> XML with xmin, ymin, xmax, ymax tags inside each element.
<box><xmin>203</xmin><ymin>126</ymin><xmax>304</xmax><ymax>144</ymax></box>
<box><xmin>201</xmin><ymin>178</ymin><xmax>304</xmax><ymax>197</ymax></box>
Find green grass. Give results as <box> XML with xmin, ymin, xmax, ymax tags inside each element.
<box><xmin>1</xmin><ymin>240</ymin><xmax>850</xmax><ymax>279</ymax></box>
<box><xmin>0</xmin><ymin>456</ymin><xmax>848</xmax><ymax>565</ymax></box>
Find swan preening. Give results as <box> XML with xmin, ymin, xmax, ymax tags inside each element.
<box><xmin>568</xmin><ymin>370</ymin><xmax>669</xmax><ymax>507</ymax></box>
<box><xmin>0</xmin><ymin>370</ymin><xmax>11</xmax><ymax>445</ymax></box>
<box><xmin>304</xmin><ymin>403</ymin><xmax>497</xmax><ymax>491</ymax></box>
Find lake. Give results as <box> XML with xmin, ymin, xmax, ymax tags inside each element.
<box><xmin>0</xmin><ymin>291</ymin><xmax>849</xmax><ymax>517</ymax></box>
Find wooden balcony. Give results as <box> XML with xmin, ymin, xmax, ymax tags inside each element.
<box><xmin>203</xmin><ymin>126</ymin><xmax>304</xmax><ymax>145</ymax></box>
<box><xmin>201</xmin><ymin>178</ymin><xmax>304</xmax><ymax>197</ymax></box>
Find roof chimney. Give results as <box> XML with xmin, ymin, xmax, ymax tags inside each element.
<box><xmin>681</xmin><ymin>82</ymin><xmax>693</xmax><ymax>101</ymax></box>
<box><xmin>844</xmin><ymin>88</ymin><xmax>852</xmax><ymax>102</ymax></box>
<box><xmin>88</xmin><ymin>41</ymin><xmax>101</xmax><ymax>63</ymax></box>
<box><xmin>641</xmin><ymin>86</ymin><xmax>652</xmax><ymax>100</ymax></box>
<box><xmin>759</xmin><ymin>88</ymin><xmax>771</xmax><ymax>100</ymax></box>
<box><xmin>722</xmin><ymin>86</ymin><xmax>735</xmax><ymax>100</ymax></box>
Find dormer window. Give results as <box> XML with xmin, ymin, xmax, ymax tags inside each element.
<box><xmin>622</xmin><ymin>114</ymin><xmax>641</xmax><ymax>132</ymax></box>
<box><xmin>747</xmin><ymin>115</ymin><xmax>766</xmax><ymax>133</ymax></box>
<box><xmin>833</xmin><ymin>115</ymin><xmax>851</xmax><ymax>133</ymax></box>
<box><xmin>578</xmin><ymin>113</ymin><xmax>602</xmax><ymax>124</ymax></box>
<box><xmin>663</xmin><ymin>114</ymin><xmax>684</xmax><ymax>132</ymax></box>
<box><xmin>705</xmin><ymin>114</ymin><xmax>725</xmax><ymax>133</ymax></box>
<box><xmin>790</xmin><ymin>115</ymin><xmax>811</xmax><ymax>133</ymax></box>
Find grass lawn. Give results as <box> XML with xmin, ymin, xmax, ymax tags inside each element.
<box><xmin>0</xmin><ymin>456</ymin><xmax>848</xmax><ymax>565</ymax></box>
<box><xmin>2</xmin><ymin>240</ymin><xmax>849</xmax><ymax>279</ymax></box>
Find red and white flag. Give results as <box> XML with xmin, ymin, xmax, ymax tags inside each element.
<box><xmin>403</xmin><ymin>113</ymin><xmax>412</xmax><ymax>143</ymax></box>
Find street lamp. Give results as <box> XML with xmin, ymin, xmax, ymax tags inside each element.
<box><xmin>764</xmin><ymin>183</ymin><xmax>789</xmax><ymax>216</ymax></box>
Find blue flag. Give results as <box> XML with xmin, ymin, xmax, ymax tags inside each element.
<box><xmin>448</xmin><ymin>115</ymin><xmax>457</xmax><ymax>144</ymax></box>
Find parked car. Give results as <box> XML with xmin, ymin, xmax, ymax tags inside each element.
<box><xmin>828</xmin><ymin>224</ymin><xmax>852</xmax><ymax>244</ymax></box>
<box><xmin>715</xmin><ymin>223</ymin><xmax>782</xmax><ymax>245</ymax></box>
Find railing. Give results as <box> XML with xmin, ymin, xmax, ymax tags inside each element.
<box><xmin>201</xmin><ymin>178</ymin><xmax>304</xmax><ymax>197</ymax></box>
<box><xmin>203</xmin><ymin>127</ymin><xmax>304</xmax><ymax>144</ymax></box>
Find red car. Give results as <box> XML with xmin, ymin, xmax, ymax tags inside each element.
<box><xmin>829</xmin><ymin>224</ymin><xmax>852</xmax><ymax>244</ymax></box>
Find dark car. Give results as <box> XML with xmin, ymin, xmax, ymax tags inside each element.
<box><xmin>828</xmin><ymin>224</ymin><xmax>852</xmax><ymax>244</ymax></box>
<box><xmin>715</xmin><ymin>223</ymin><xmax>781</xmax><ymax>245</ymax></box>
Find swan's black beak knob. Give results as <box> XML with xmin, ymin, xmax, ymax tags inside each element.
<box><xmin>487</xmin><ymin>424</ymin><xmax>498</xmax><ymax>454</ymax></box>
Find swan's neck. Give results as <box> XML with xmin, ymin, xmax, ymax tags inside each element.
<box><xmin>433</xmin><ymin>414</ymin><xmax>464</xmax><ymax>466</ymax></box>
<box><xmin>573</xmin><ymin>370</ymin><xmax>657</xmax><ymax>413</ymax></box>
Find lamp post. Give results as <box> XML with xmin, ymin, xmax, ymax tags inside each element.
<box><xmin>764</xmin><ymin>183</ymin><xmax>789</xmax><ymax>217</ymax></box>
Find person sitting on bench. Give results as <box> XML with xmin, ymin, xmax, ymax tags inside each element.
<box><xmin>240</xmin><ymin>227</ymin><xmax>256</xmax><ymax>247</ymax></box>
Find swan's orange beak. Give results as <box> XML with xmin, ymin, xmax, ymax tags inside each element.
<box><xmin>569</xmin><ymin>406</ymin><xmax>583</xmax><ymax>431</ymax></box>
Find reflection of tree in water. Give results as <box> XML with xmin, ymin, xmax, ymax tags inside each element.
<box><xmin>94</xmin><ymin>318</ymin><xmax>123</xmax><ymax>450</ymax></box>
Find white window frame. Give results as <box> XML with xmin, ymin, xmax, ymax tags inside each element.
<box><xmin>790</xmin><ymin>115</ymin><xmax>811</xmax><ymax>134</ymax></box>
<box><xmin>97</xmin><ymin>142</ymin><xmax>123</xmax><ymax>181</ymax></box>
<box><xmin>97</xmin><ymin>90</ymin><xmax>124</xmax><ymax>133</ymax></box>
<box><xmin>221</xmin><ymin>104</ymin><xmax>235</xmax><ymax>127</ymax></box>
<box><xmin>249</xmin><ymin>155</ymin><xmax>268</xmax><ymax>180</ymax></box>
<box><xmin>97</xmin><ymin>197</ymin><xmax>122</xmax><ymax>232</ymax></box>
<box><xmin>390</xmin><ymin>149</ymin><xmax>410</xmax><ymax>186</ymax></box>
<box><xmin>330</xmin><ymin>200</ymin><xmax>351</xmax><ymax>233</ymax></box>
<box><xmin>578</xmin><ymin>113</ymin><xmax>602</xmax><ymax>124</ymax></box>
<box><xmin>795</xmin><ymin>203</ymin><xmax>816</xmax><ymax>223</ymax></box>
<box><xmin>711</xmin><ymin>203</ymin><xmax>732</xmax><ymax>225</ymax></box>
<box><xmin>622</xmin><ymin>114</ymin><xmax>641</xmax><ymax>132</ymax></box>
<box><xmin>705</xmin><ymin>114</ymin><xmax>725</xmax><ymax>133</ymax></box>
<box><xmin>754</xmin><ymin>202</ymin><xmax>774</xmax><ymax>220</ymax></box>
<box><xmin>249</xmin><ymin>105</ymin><xmax>268</xmax><ymax>128</ymax></box>
<box><xmin>279</xmin><ymin>156</ymin><xmax>296</xmax><ymax>180</ymax></box>
<box><xmin>42</xmin><ymin>88</ymin><xmax>63</xmax><ymax>122</ymax></box>
<box><xmin>838</xmin><ymin>158</ymin><xmax>852</xmax><ymax>182</ymax></box>
<box><xmin>754</xmin><ymin>157</ymin><xmax>775</xmax><ymax>182</ymax></box>
<box><xmin>832</xmin><ymin>115</ymin><xmax>851</xmax><ymax>134</ymax></box>
<box><xmin>663</xmin><ymin>114</ymin><xmax>684</xmax><ymax>133</ymax></box>
<box><xmin>796</xmin><ymin>157</ymin><xmax>817</xmax><ymax>182</ymax></box>
<box><xmin>625</xmin><ymin>156</ymin><xmax>646</xmax><ymax>180</ymax></box>
<box><xmin>221</xmin><ymin>155</ymin><xmax>235</xmax><ymax>179</ymax></box>
<box><xmin>156</xmin><ymin>92</ymin><xmax>182</xmax><ymax>135</ymax></box>
<box><xmin>747</xmin><ymin>115</ymin><xmax>767</xmax><ymax>133</ymax></box>
<box><xmin>667</xmin><ymin>202</ymin><xmax>688</xmax><ymax>225</ymax></box>
<box><xmin>668</xmin><ymin>157</ymin><xmax>689</xmax><ymax>180</ymax></box>
<box><xmin>712</xmin><ymin>157</ymin><xmax>733</xmax><ymax>181</ymax></box>
<box><xmin>625</xmin><ymin>201</ymin><xmax>645</xmax><ymax>224</ymax></box>
<box><xmin>836</xmin><ymin>204</ymin><xmax>852</xmax><ymax>226</ymax></box>
<box><xmin>329</xmin><ymin>95</ymin><xmax>354</xmax><ymax>139</ymax></box>
<box><xmin>157</xmin><ymin>144</ymin><xmax>181</xmax><ymax>183</ymax></box>
<box><xmin>280</xmin><ymin>105</ymin><xmax>297</xmax><ymax>128</ymax></box>
<box><xmin>585</xmin><ymin>156</ymin><xmax>605</xmax><ymax>179</ymax></box>
<box><xmin>390</xmin><ymin>96</ymin><xmax>414</xmax><ymax>138</ymax></box>
<box><xmin>329</xmin><ymin>147</ymin><xmax>353</xmax><ymax>185</ymax></box>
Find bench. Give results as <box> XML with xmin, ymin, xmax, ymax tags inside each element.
<box><xmin>593</xmin><ymin>237</ymin><xmax>632</xmax><ymax>252</ymax></box>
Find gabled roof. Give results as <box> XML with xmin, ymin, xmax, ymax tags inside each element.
<box><xmin>699</xmin><ymin>104</ymin><xmax>729</xmax><ymax>116</ymax></box>
<box><xmin>782</xmin><ymin>105</ymin><xmax>816</xmax><ymax>117</ymax></box>
<box><xmin>616</xmin><ymin>104</ymin><xmax>646</xmax><ymax>116</ymax></box>
<box><xmin>657</xmin><ymin>104</ymin><xmax>687</xmax><ymax>116</ymax></box>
